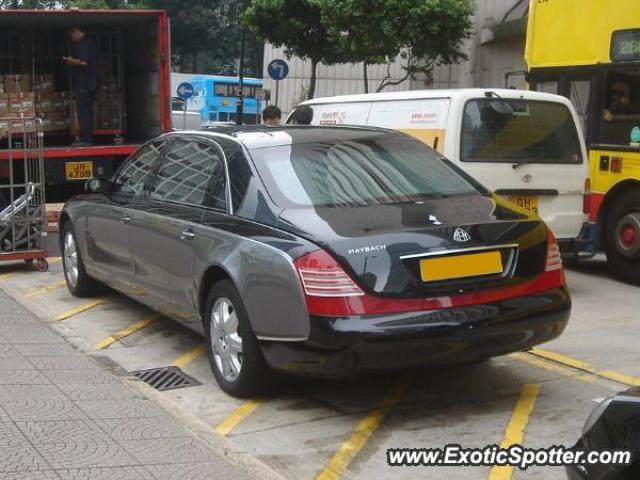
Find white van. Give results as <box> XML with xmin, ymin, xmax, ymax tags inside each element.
<box><xmin>292</xmin><ymin>89</ymin><xmax>595</xmax><ymax>256</ymax></box>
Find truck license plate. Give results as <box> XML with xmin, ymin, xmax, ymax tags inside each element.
<box><xmin>65</xmin><ymin>161</ymin><xmax>93</xmax><ymax>181</ymax></box>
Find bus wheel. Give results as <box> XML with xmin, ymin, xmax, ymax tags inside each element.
<box><xmin>605</xmin><ymin>190</ymin><xmax>640</xmax><ymax>285</ymax></box>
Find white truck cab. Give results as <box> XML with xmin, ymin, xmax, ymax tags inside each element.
<box><xmin>292</xmin><ymin>89</ymin><xmax>593</xmax><ymax>255</ymax></box>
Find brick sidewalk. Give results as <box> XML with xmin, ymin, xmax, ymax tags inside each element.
<box><xmin>0</xmin><ymin>289</ymin><xmax>255</xmax><ymax>480</ymax></box>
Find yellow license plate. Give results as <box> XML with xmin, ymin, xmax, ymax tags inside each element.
<box><xmin>65</xmin><ymin>161</ymin><xmax>93</xmax><ymax>181</ymax></box>
<box><xmin>508</xmin><ymin>195</ymin><xmax>539</xmax><ymax>215</ymax></box>
<box><xmin>420</xmin><ymin>251</ymin><xmax>503</xmax><ymax>283</ymax></box>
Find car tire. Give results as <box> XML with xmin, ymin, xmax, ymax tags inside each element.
<box><xmin>604</xmin><ymin>190</ymin><xmax>640</xmax><ymax>285</ymax></box>
<box><xmin>204</xmin><ymin>280</ymin><xmax>271</xmax><ymax>398</ymax></box>
<box><xmin>61</xmin><ymin>223</ymin><xmax>104</xmax><ymax>297</ymax></box>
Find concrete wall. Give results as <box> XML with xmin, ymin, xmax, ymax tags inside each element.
<box><xmin>262</xmin><ymin>0</ymin><xmax>529</xmax><ymax>114</ymax></box>
<box><xmin>432</xmin><ymin>0</ymin><xmax>528</xmax><ymax>90</ymax></box>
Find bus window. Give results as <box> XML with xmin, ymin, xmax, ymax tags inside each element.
<box><xmin>599</xmin><ymin>69</ymin><xmax>640</xmax><ymax>146</ymax></box>
<box><xmin>536</xmin><ymin>81</ymin><xmax>559</xmax><ymax>94</ymax></box>
<box><xmin>568</xmin><ymin>80</ymin><xmax>591</xmax><ymax>136</ymax></box>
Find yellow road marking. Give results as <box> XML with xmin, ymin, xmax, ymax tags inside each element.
<box><xmin>55</xmin><ymin>298</ymin><xmax>107</xmax><ymax>321</ymax></box>
<box><xmin>216</xmin><ymin>398</ymin><xmax>264</xmax><ymax>436</ymax></box>
<box><xmin>94</xmin><ymin>314</ymin><xmax>162</xmax><ymax>350</ymax></box>
<box><xmin>488</xmin><ymin>384</ymin><xmax>541</xmax><ymax>480</ymax></box>
<box><xmin>316</xmin><ymin>380</ymin><xmax>410</xmax><ymax>480</ymax></box>
<box><xmin>172</xmin><ymin>344</ymin><xmax>205</xmax><ymax>368</ymax></box>
<box><xmin>48</xmin><ymin>257</ymin><xmax>62</xmax><ymax>265</ymax></box>
<box><xmin>25</xmin><ymin>279</ymin><xmax>67</xmax><ymax>298</ymax></box>
<box><xmin>511</xmin><ymin>352</ymin><xmax>597</xmax><ymax>384</ymax></box>
<box><xmin>530</xmin><ymin>348</ymin><xmax>640</xmax><ymax>387</ymax></box>
<box><xmin>0</xmin><ymin>271</ymin><xmax>18</xmax><ymax>280</ymax></box>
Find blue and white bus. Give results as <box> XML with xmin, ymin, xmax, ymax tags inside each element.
<box><xmin>186</xmin><ymin>75</ymin><xmax>263</xmax><ymax>125</ymax></box>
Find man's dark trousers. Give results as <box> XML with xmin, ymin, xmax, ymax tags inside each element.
<box><xmin>75</xmin><ymin>88</ymin><xmax>95</xmax><ymax>144</ymax></box>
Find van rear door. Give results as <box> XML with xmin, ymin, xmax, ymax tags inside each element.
<box><xmin>456</xmin><ymin>97</ymin><xmax>587</xmax><ymax>240</ymax></box>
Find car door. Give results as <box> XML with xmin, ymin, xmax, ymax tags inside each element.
<box><xmin>130</xmin><ymin>136</ymin><xmax>227</xmax><ymax>326</ymax></box>
<box><xmin>84</xmin><ymin>140</ymin><xmax>164</xmax><ymax>287</ymax></box>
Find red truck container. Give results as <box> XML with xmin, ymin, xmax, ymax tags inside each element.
<box><xmin>0</xmin><ymin>9</ymin><xmax>171</xmax><ymax>202</ymax></box>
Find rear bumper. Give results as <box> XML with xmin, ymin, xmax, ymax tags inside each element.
<box><xmin>559</xmin><ymin>222</ymin><xmax>597</xmax><ymax>259</ymax></box>
<box><xmin>260</xmin><ymin>287</ymin><xmax>571</xmax><ymax>376</ymax></box>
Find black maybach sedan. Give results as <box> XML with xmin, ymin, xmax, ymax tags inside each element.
<box><xmin>59</xmin><ymin>126</ymin><xmax>571</xmax><ymax>397</ymax></box>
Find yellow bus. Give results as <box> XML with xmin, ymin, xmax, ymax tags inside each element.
<box><xmin>526</xmin><ymin>0</ymin><xmax>640</xmax><ymax>284</ymax></box>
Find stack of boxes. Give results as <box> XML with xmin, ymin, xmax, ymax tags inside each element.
<box><xmin>0</xmin><ymin>74</ymin><xmax>71</xmax><ymax>135</ymax></box>
<box><xmin>0</xmin><ymin>75</ymin><xmax>38</xmax><ymax>134</ymax></box>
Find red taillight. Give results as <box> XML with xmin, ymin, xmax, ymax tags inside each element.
<box><xmin>294</xmin><ymin>250</ymin><xmax>364</xmax><ymax>297</ymax></box>
<box><xmin>544</xmin><ymin>230</ymin><xmax>566</xmax><ymax>288</ymax></box>
<box><xmin>294</xmin><ymin>250</ymin><xmax>365</xmax><ymax>316</ymax></box>
<box><xmin>545</xmin><ymin>230</ymin><xmax>563</xmax><ymax>272</ymax></box>
<box><xmin>583</xmin><ymin>178</ymin><xmax>591</xmax><ymax>214</ymax></box>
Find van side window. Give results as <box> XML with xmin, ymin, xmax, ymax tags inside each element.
<box><xmin>150</xmin><ymin>140</ymin><xmax>225</xmax><ymax>208</ymax></box>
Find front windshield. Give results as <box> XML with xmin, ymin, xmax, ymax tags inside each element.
<box><xmin>250</xmin><ymin>132</ymin><xmax>481</xmax><ymax>208</ymax></box>
<box><xmin>461</xmin><ymin>99</ymin><xmax>582</xmax><ymax>164</ymax></box>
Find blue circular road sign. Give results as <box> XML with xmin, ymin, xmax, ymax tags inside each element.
<box><xmin>268</xmin><ymin>59</ymin><xmax>289</xmax><ymax>81</ymax></box>
<box><xmin>177</xmin><ymin>82</ymin><xmax>194</xmax><ymax>100</ymax></box>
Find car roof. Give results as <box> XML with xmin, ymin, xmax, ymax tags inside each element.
<box><xmin>300</xmin><ymin>88</ymin><xmax>570</xmax><ymax>105</ymax></box>
<box><xmin>165</xmin><ymin>125</ymin><xmax>398</xmax><ymax>149</ymax></box>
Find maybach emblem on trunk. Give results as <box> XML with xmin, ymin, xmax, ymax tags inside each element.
<box><xmin>453</xmin><ymin>228</ymin><xmax>471</xmax><ymax>242</ymax></box>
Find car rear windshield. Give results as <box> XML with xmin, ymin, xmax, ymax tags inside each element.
<box><xmin>461</xmin><ymin>99</ymin><xmax>582</xmax><ymax>164</ymax></box>
<box><xmin>250</xmin><ymin>132</ymin><xmax>481</xmax><ymax>208</ymax></box>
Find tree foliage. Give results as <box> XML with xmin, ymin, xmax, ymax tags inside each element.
<box><xmin>242</xmin><ymin>0</ymin><xmax>350</xmax><ymax>98</ymax></box>
<box><xmin>319</xmin><ymin>0</ymin><xmax>474</xmax><ymax>91</ymax></box>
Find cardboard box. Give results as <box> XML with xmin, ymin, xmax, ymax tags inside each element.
<box><xmin>37</xmin><ymin>92</ymin><xmax>71</xmax><ymax>112</ymax></box>
<box><xmin>0</xmin><ymin>115</ymin><xmax>37</xmax><ymax>135</ymax></box>
<box><xmin>33</xmin><ymin>74</ymin><xmax>55</xmax><ymax>93</ymax></box>
<box><xmin>4</xmin><ymin>74</ymin><xmax>32</xmax><ymax>94</ymax></box>
<box><xmin>37</xmin><ymin>110</ymin><xmax>70</xmax><ymax>132</ymax></box>
<box><xmin>9</xmin><ymin>93</ymin><xmax>36</xmax><ymax>114</ymax></box>
<box><xmin>53</xmin><ymin>92</ymin><xmax>71</xmax><ymax>110</ymax></box>
<box><xmin>0</xmin><ymin>94</ymin><xmax>9</xmax><ymax>115</ymax></box>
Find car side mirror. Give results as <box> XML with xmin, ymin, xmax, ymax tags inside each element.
<box><xmin>85</xmin><ymin>178</ymin><xmax>107</xmax><ymax>194</ymax></box>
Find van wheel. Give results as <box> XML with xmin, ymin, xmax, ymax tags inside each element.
<box><xmin>204</xmin><ymin>280</ymin><xmax>271</xmax><ymax>398</ymax></box>
<box><xmin>62</xmin><ymin>223</ymin><xmax>104</xmax><ymax>297</ymax></box>
<box><xmin>605</xmin><ymin>191</ymin><xmax>640</xmax><ymax>285</ymax></box>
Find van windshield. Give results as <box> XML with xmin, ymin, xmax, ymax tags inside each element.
<box><xmin>461</xmin><ymin>99</ymin><xmax>582</xmax><ymax>164</ymax></box>
<box><xmin>250</xmin><ymin>132</ymin><xmax>482</xmax><ymax>208</ymax></box>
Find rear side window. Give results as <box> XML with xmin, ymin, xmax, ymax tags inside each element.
<box><xmin>150</xmin><ymin>139</ymin><xmax>226</xmax><ymax>208</ymax></box>
<box><xmin>461</xmin><ymin>99</ymin><xmax>582</xmax><ymax>164</ymax></box>
<box><xmin>112</xmin><ymin>141</ymin><xmax>164</xmax><ymax>195</ymax></box>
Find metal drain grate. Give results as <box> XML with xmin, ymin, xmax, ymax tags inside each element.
<box><xmin>130</xmin><ymin>366</ymin><xmax>201</xmax><ymax>391</ymax></box>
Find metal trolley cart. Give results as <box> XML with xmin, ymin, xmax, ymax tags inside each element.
<box><xmin>0</xmin><ymin>116</ymin><xmax>48</xmax><ymax>272</ymax></box>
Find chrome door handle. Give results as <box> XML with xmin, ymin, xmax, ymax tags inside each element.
<box><xmin>121</xmin><ymin>215</ymin><xmax>131</xmax><ymax>224</ymax></box>
<box><xmin>180</xmin><ymin>229</ymin><xmax>195</xmax><ymax>241</ymax></box>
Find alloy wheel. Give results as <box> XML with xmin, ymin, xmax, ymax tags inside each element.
<box><xmin>210</xmin><ymin>297</ymin><xmax>243</xmax><ymax>382</ymax></box>
<box><xmin>63</xmin><ymin>231</ymin><xmax>79</xmax><ymax>288</ymax></box>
